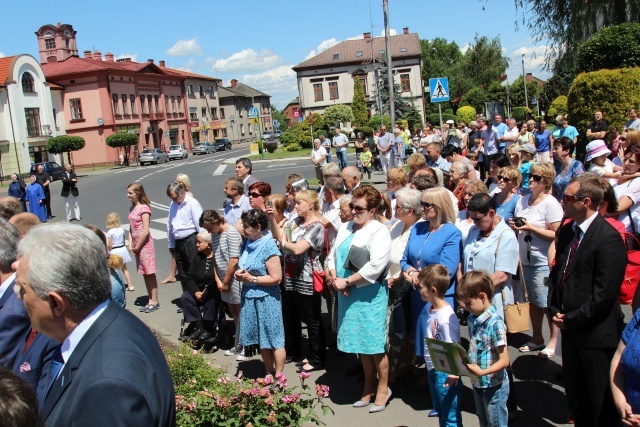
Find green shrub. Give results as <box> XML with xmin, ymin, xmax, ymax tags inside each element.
<box><xmin>263</xmin><ymin>141</ymin><xmax>277</xmax><ymax>153</ymax></box>
<box><xmin>369</xmin><ymin>115</ymin><xmax>391</xmax><ymax>130</ymax></box>
<box><xmin>568</xmin><ymin>68</ymin><xmax>640</xmax><ymax>160</ymax></box>
<box><xmin>511</xmin><ymin>107</ymin><xmax>532</xmax><ymax>123</ymax></box>
<box><xmin>534</xmin><ymin>115</ymin><xmax>544</xmax><ymax>124</ymax></box>
<box><xmin>577</xmin><ymin>23</ymin><xmax>640</xmax><ymax>73</ymax></box>
<box><xmin>550</xmin><ymin>95</ymin><xmax>568</xmax><ymax>117</ymax></box>
<box><xmin>427</xmin><ymin>113</ymin><xmax>457</xmax><ymax>126</ymax></box>
<box><xmin>444</xmin><ymin>108</ymin><xmax>454</xmax><ymax>115</ymax></box>
<box><xmin>354</xmin><ymin>126</ymin><xmax>373</xmax><ymax>137</ymax></box>
<box><xmin>456</xmin><ymin>106</ymin><xmax>476</xmax><ymax>125</ymax></box>
<box><xmin>284</xmin><ymin>143</ymin><xmax>301</xmax><ymax>152</ymax></box>
<box><xmin>280</xmin><ymin>125</ymin><xmax>302</xmax><ymax>147</ymax></box>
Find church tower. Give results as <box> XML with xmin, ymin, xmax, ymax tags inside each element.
<box><xmin>35</xmin><ymin>23</ymin><xmax>78</xmax><ymax>63</ymax></box>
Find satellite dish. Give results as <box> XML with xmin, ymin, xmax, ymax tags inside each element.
<box><xmin>97</xmin><ymin>118</ymin><xmax>104</xmax><ymax>126</ymax></box>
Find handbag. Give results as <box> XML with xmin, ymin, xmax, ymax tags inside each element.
<box><xmin>495</xmin><ymin>230</ymin><xmax>531</xmax><ymax>333</ymax></box>
<box><xmin>621</xmin><ymin>232</ymin><xmax>640</xmax><ymax>305</ymax></box>
<box><xmin>311</xmin><ymin>223</ymin><xmax>329</xmax><ymax>293</ymax></box>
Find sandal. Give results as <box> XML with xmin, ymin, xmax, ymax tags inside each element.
<box><xmin>160</xmin><ymin>276</ymin><xmax>176</xmax><ymax>284</ymax></box>
<box><xmin>519</xmin><ymin>342</ymin><xmax>545</xmax><ymax>353</ymax></box>
<box><xmin>126</xmin><ymin>286</ymin><xmax>135</xmax><ymax>292</ymax></box>
<box><xmin>139</xmin><ymin>304</ymin><xmax>153</xmax><ymax>312</ymax></box>
<box><xmin>294</xmin><ymin>359</ymin><xmax>309</xmax><ymax>367</ymax></box>
<box><xmin>142</xmin><ymin>303</ymin><xmax>161</xmax><ymax>313</ymax></box>
<box><xmin>296</xmin><ymin>363</ymin><xmax>323</xmax><ymax>373</ymax></box>
<box><xmin>538</xmin><ymin>348</ymin><xmax>555</xmax><ymax>358</ymax></box>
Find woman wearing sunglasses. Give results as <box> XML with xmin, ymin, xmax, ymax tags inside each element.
<box><xmin>493</xmin><ymin>166</ymin><xmax>521</xmax><ymax>224</ymax></box>
<box><xmin>247</xmin><ymin>181</ymin><xmax>271</xmax><ymax>212</ymax></box>
<box><xmin>327</xmin><ymin>185</ymin><xmax>392</xmax><ymax>413</ymax></box>
<box><xmin>400</xmin><ymin>188</ymin><xmax>462</xmax><ymax>369</ymax></box>
<box><xmin>511</xmin><ymin>162</ymin><xmax>563</xmax><ymax>358</ymax></box>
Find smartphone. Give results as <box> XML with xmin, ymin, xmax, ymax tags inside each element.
<box><xmin>267</xmin><ymin>200</ymin><xmax>273</xmax><ymax>208</ymax></box>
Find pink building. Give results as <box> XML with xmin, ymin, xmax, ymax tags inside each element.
<box><xmin>36</xmin><ymin>23</ymin><xmax>191</xmax><ymax>166</ymax></box>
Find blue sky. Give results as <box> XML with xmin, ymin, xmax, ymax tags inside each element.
<box><xmin>0</xmin><ymin>0</ymin><xmax>550</xmax><ymax>109</ymax></box>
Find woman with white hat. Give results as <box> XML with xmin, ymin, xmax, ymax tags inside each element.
<box><xmin>585</xmin><ymin>139</ymin><xmax>619</xmax><ymax>182</ymax></box>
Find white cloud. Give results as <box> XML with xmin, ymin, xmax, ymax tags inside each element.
<box><xmin>116</xmin><ymin>53</ymin><xmax>138</xmax><ymax>62</ymax></box>
<box><xmin>214</xmin><ymin>49</ymin><xmax>283</xmax><ymax>72</ymax></box>
<box><xmin>166</xmin><ymin>38</ymin><xmax>202</xmax><ymax>57</ymax></box>
<box><xmin>240</xmin><ymin>65</ymin><xmax>298</xmax><ymax>109</ymax></box>
<box><xmin>460</xmin><ymin>43</ymin><xmax>470</xmax><ymax>54</ymax></box>
<box><xmin>379</xmin><ymin>28</ymin><xmax>398</xmax><ymax>37</ymax></box>
<box><xmin>0</xmin><ymin>52</ymin><xmax>5</xmax><ymax>58</ymax></box>
<box><xmin>175</xmin><ymin>59</ymin><xmax>195</xmax><ymax>72</ymax></box>
<box><xmin>304</xmin><ymin>38</ymin><xmax>339</xmax><ymax>60</ymax></box>
<box><xmin>504</xmin><ymin>44</ymin><xmax>552</xmax><ymax>81</ymax></box>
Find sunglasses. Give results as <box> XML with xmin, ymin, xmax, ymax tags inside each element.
<box><xmin>470</xmin><ymin>215</ymin><xmax>486</xmax><ymax>223</ymax></box>
<box><xmin>563</xmin><ymin>194</ymin><xmax>586</xmax><ymax>203</ymax></box>
<box><xmin>530</xmin><ymin>174</ymin><xmax>543</xmax><ymax>182</ymax></box>
<box><xmin>249</xmin><ymin>192</ymin><xmax>263</xmax><ymax>198</ymax></box>
<box><xmin>421</xmin><ymin>201</ymin><xmax>436</xmax><ymax>209</ymax></box>
<box><xmin>349</xmin><ymin>202</ymin><xmax>368</xmax><ymax>213</ymax></box>
<box><xmin>497</xmin><ymin>175</ymin><xmax>511</xmax><ymax>182</ymax></box>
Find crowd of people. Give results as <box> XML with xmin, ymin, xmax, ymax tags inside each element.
<box><xmin>0</xmin><ymin>107</ymin><xmax>640</xmax><ymax>425</ymax></box>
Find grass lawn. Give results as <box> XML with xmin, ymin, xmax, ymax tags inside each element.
<box><xmin>249</xmin><ymin>146</ymin><xmax>356</xmax><ymax>161</ymax></box>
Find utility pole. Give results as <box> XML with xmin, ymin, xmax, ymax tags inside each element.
<box><xmin>383</xmin><ymin>0</ymin><xmax>395</xmax><ymax>130</ymax></box>
<box><xmin>522</xmin><ymin>54</ymin><xmax>528</xmax><ymax>109</ymax></box>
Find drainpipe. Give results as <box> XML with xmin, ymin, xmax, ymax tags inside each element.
<box><xmin>5</xmin><ymin>86</ymin><xmax>22</xmax><ymax>176</ymax></box>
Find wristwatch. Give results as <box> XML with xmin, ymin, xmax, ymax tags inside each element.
<box><xmin>345</xmin><ymin>277</ymin><xmax>350</xmax><ymax>286</ymax></box>
<box><xmin>252</xmin><ymin>276</ymin><xmax>258</xmax><ymax>284</ymax></box>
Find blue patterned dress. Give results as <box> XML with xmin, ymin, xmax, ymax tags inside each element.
<box><xmin>336</xmin><ymin>234</ymin><xmax>389</xmax><ymax>354</ymax></box>
<box><xmin>238</xmin><ymin>234</ymin><xmax>285</xmax><ymax>350</ymax></box>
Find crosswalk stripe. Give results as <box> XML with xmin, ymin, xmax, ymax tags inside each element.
<box><xmin>213</xmin><ymin>165</ymin><xmax>227</xmax><ymax>176</ymax></box>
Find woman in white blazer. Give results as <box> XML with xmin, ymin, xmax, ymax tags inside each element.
<box><xmin>327</xmin><ymin>185</ymin><xmax>393</xmax><ymax>413</ymax></box>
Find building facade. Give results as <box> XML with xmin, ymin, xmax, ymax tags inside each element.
<box><xmin>293</xmin><ymin>29</ymin><xmax>424</xmax><ymax>122</ymax></box>
<box><xmin>283</xmin><ymin>97</ymin><xmax>300</xmax><ymax>128</ymax></box>
<box><xmin>36</xmin><ymin>23</ymin><xmax>190</xmax><ymax>167</ymax></box>
<box><xmin>0</xmin><ymin>54</ymin><xmax>65</xmax><ymax>178</ymax></box>
<box><xmin>218</xmin><ymin>79</ymin><xmax>272</xmax><ymax>143</ymax></box>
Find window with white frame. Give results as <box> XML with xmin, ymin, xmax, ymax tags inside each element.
<box><xmin>164</xmin><ymin>95</ymin><xmax>169</xmax><ymax>113</ymax></box>
<box><xmin>70</xmin><ymin>98</ymin><xmax>83</xmax><ymax>120</ymax></box>
<box><xmin>189</xmin><ymin>108</ymin><xmax>197</xmax><ymax>121</ymax></box>
<box><xmin>187</xmin><ymin>85</ymin><xmax>194</xmax><ymax>96</ymax></box>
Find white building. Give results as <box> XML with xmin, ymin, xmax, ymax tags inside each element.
<box><xmin>293</xmin><ymin>28</ymin><xmax>424</xmax><ymax>122</ymax></box>
<box><xmin>0</xmin><ymin>54</ymin><xmax>65</xmax><ymax>177</ymax></box>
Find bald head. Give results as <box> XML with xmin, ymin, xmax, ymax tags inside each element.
<box><xmin>0</xmin><ymin>197</ymin><xmax>22</xmax><ymax>221</ymax></box>
<box><xmin>341</xmin><ymin>166</ymin><xmax>360</xmax><ymax>192</ymax></box>
<box><xmin>9</xmin><ymin>213</ymin><xmax>41</xmax><ymax>238</ymax></box>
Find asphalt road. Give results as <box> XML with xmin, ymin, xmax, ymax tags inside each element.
<box><xmin>5</xmin><ymin>147</ymin><xmax>633</xmax><ymax>426</ymax></box>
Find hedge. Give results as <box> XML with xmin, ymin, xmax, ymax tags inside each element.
<box><xmin>568</xmin><ymin>68</ymin><xmax>640</xmax><ymax>160</ymax></box>
<box><xmin>456</xmin><ymin>106</ymin><xmax>476</xmax><ymax>125</ymax></box>
<box><xmin>577</xmin><ymin>23</ymin><xmax>640</xmax><ymax>73</ymax></box>
<box><xmin>511</xmin><ymin>107</ymin><xmax>532</xmax><ymax>123</ymax></box>
<box><xmin>427</xmin><ymin>113</ymin><xmax>457</xmax><ymax>126</ymax></box>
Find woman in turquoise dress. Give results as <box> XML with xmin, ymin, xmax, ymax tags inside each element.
<box><xmin>328</xmin><ymin>186</ymin><xmax>392</xmax><ymax>413</ymax></box>
<box><xmin>234</xmin><ymin>209</ymin><xmax>286</xmax><ymax>377</ymax></box>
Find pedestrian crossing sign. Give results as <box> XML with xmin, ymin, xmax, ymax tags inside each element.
<box><xmin>429</xmin><ymin>78</ymin><xmax>449</xmax><ymax>103</ymax></box>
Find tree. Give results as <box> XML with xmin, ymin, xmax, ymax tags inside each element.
<box><xmin>45</xmin><ymin>135</ymin><xmax>85</xmax><ymax>164</ymax></box>
<box><xmin>508</xmin><ymin>76</ymin><xmax>540</xmax><ymax>109</ymax></box>
<box><xmin>548</xmin><ymin>95</ymin><xmax>568</xmax><ymax>119</ymax></box>
<box><xmin>460</xmin><ymin>87</ymin><xmax>486</xmax><ymax>113</ymax></box>
<box><xmin>351</xmin><ymin>78</ymin><xmax>368</xmax><ymax>127</ymax></box>
<box><xmin>270</xmin><ymin>106</ymin><xmax>288</xmax><ymax>130</ymax></box>
<box><xmin>485</xmin><ymin>81</ymin><xmax>506</xmax><ymax>104</ymax></box>
<box><xmin>403</xmin><ymin>105</ymin><xmax>423</xmax><ymax>131</ymax></box>
<box><xmin>577</xmin><ymin>23</ymin><xmax>640</xmax><ymax>73</ymax></box>
<box><xmin>457</xmin><ymin>106</ymin><xmax>477</xmax><ymax>125</ymax></box>
<box><xmin>373</xmin><ymin>54</ymin><xmax>410</xmax><ymax>120</ymax></box>
<box><xmin>369</xmin><ymin>114</ymin><xmax>391</xmax><ymax>130</ymax></box>
<box><xmin>323</xmin><ymin>105</ymin><xmax>354</xmax><ymax>128</ymax></box>
<box><xmin>461</xmin><ymin>35</ymin><xmax>509</xmax><ymax>92</ymax></box>
<box><xmin>106</xmin><ymin>132</ymin><xmax>139</xmax><ymax>166</ymax></box>
<box><xmin>299</xmin><ymin>113</ymin><xmax>325</xmax><ymax>149</ymax></box>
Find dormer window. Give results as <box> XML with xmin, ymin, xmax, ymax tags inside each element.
<box><xmin>400</xmin><ymin>47</ymin><xmax>407</xmax><ymax>53</ymax></box>
<box><xmin>333</xmin><ymin>54</ymin><xmax>339</xmax><ymax>60</ymax></box>
<box><xmin>356</xmin><ymin>51</ymin><xmax>363</xmax><ymax>57</ymax></box>
<box><xmin>22</xmin><ymin>73</ymin><xmax>35</xmax><ymax>93</ymax></box>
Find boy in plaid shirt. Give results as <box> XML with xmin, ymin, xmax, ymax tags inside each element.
<box><xmin>457</xmin><ymin>271</ymin><xmax>510</xmax><ymax>427</ymax></box>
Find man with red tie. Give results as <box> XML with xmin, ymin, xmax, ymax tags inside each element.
<box><xmin>549</xmin><ymin>174</ymin><xmax>627</xmax><ymax>427</ymax></box>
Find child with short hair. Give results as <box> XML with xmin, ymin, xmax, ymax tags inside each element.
<box><xmin>106</xmin><ymin>212</ymin><xmax>134</xmax><ymax>292</ymax></box>
<box><xmin>457</xmin><ymin>270</ymin><xmax>510</xmax><ymax>427</ymax></box>
<box><xmin>359</xmin><ymin>144</ymin><xmax>373</xmax><ymax>182</ymax></box>
<box><xmin>516</xmin><ymin>144</ymin><xmax>536</xmax><ymax>195</ymax></box>
<box><xmin>466</xmin><ymin>151</ymin><xmax>480</xmax><ymax>179</ymax></box>
<box><xmin>419</xmin><ymin>264</ymin><xmax>462</xmax><ymax>426</ymax></box>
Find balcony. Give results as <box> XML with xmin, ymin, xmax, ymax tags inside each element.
<box><xmin>149</xmin><ymin>110</ymin><xmax>165</xmax><ymax>121</ymax></box>
<box><xmin>26</xmin><ymin>124</ymin><xmax>52</xmax><ymax>141</ymax></box>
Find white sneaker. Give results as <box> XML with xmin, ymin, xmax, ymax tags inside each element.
<box><xmin>224</xmin><ymin>345</ymin><xmax>238</xmax><ymax>357</ymax></box>
<box><xmin>235</xmin><ymin>346</ymin><xmax>250</xmax><ymax>361</ymax></box>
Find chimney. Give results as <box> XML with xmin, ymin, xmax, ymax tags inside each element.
<box><xmin>93</xmin><ymin>50</ymin><xmax>102</xmax><ymax>61</ymax></box>
<box><xmin>363</xmin><ymin>32</ymin><xmax>371</xmax><ymax>39</ymax></box>
<box><xmin>159</xmin><ymin>60</ymin><xmax>165</xmax><ymax>67</ymax></box>
<box><xmin>403</xmin><ymin>27</ymin><xmax>409</xmax><ymax>35</ymax></box>
<box><xmin>84</xmin><ymin>50</ymin><xmax>92</xmax><ymax>59</ymax></box>
<box><xmin>105</xmin><ymin>52</ymin><xmax>115</xmax><ymax>62</ymax></box>
<box><xmin>147</xmin><ymin>59</ymin><xmax>154</xmax><ymax>64</ymax></box>
<box><xmin>230</xmin><ymin>79</ymin><xmax>238</xmax><ymax>88</ymax></box>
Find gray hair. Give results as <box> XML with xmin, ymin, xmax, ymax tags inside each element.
<box><xmin>236</xmin><ymin>157</ymin><xmax>253</xmax><ymax>174</ymax></box>
<box><xmin>395</xmin><ymin>188</ymin><xmax>422</xmax><ymax>215</ymax></box>
<box><xmin>197</xmin><ymin>230</ymin><xmax>212</xmax><ymax>243</ymax></box>
<box><xmin>18</xmin><ymin>224</ymin><xmax>111</xmax><ymax>309</ymax></box>
<box><xmin>338</xmin><ymin>194</ymin><xmax>352</xmax><ymax>207</ymax></box>
<box><xmin>0</xmin><ymin>218</ymin><xmax>19</xmax><ymax>273</ymax></box>
<box><xmin>325</xmin><ymin>177</ymin><xmax>345</xmax><ymax>196</ymax></box>
<box><xmin>322</xmin><ymin>162</ymin><xmax>341</xmax><ymax>178</ymax></box>
<box><xmin>451</xmin><ymin>161</ymin><xmax>470</xmax><ymax>174</ymax></box>
<box><xmin>166</xmin><ymin>181</ymin><xmax>185</xmax><ymax>197</ymax></box>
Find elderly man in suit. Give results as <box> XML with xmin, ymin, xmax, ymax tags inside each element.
<box><xmin>549</xmin><ymin>174</ymin><xmax>627</xmax><ymax>427</ymax></box>
<box><xmin>13</xmin><ymin>224</ymin><xmax>175</xmax><ymax>426</ymax></box>
<box><xmin>60</xmin><ymin>164</ymin><xmax>80</xmax><ymax>222</ymax></box>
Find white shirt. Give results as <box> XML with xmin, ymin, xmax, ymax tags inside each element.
<box><xmin>503</xmin><ymin>127</ymin><xmax>520</xmax><ymax>149</ymax></box>
<box><xmin>615</xmin><ymin>178</ymin><xmax>640</xmax><ymax>231</ymax></box>
<box><xmin>322</xmin><ymin>199</ymin><xmax>342</xmax><ymax>250</ymax></box>
<box><xmin>514</xmin><ymin>194</ymin><xmax>564</xmax><ymax>266</ymax></box>
<box><xmin>311</xmin><ymin>146</ymin><xmax>327</xmax><ymax>166</ymax></box>
<box><xmin>333</xmin><ymin>133</ymin><xmax>349</xmax><ymax>150</ymax></box>
<box><xmin>424</xmin><ymin>305</ymin><xmax>460</xmax><ymax>370</ymax></box>
<box><xmin>0</xmin><ymin>273</ymin><xmax>16</xmax><ymax>301</ymax></box>
<box><xmin>167</xmin><ymin>194</ymin><xmax>204</xmax><ymax>248</ymax></box>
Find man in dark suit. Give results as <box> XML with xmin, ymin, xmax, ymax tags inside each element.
<box><xmin>13</xmin><ymin>224</ymin><xmax>175</xmax><ymax>426</ymax></box>
<box><xmin>235</xmin><ymin>157</ymin><xmax>258</xmax><ymax>196</ymax></box>
<box><xmin>549</xmin><ymin>175</ymin><xmax>627</xmax><ymax>427</ymax></box>
<box><xmin>35</xmin><ymin>165</ymin><xmax>52</xmax><ymax>219</ymax></box>
<box><xmin>60</xmin><ymin>164</ymin><xmax>80</xmax><ymax>222</ymax></box>
<box><xmin>0</xmin><ymin>218</ymin><xmax>30</xmax><ymax>368</ymax></box>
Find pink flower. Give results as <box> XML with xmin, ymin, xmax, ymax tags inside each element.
<box><xmin>259</xmin><ymin>387</ymin><xmax>271</xmax><ymax>397</ymax></box>
<box><xmin>315</xmin><ymin>384</ymin><xmax>330</xmax><ymax>399</ymax></box>
<box><xmin>263</xmin><ymin>375</ymin><xmax>274</xmax><ymax>385</ymax></box>
<box><xmin>237</xmin><ymin>371</ymin><xmax>243</xmax><ymax>380</ymax></box>
<box><xmin>298</xmin><ymin>371</ymin><xmax>311</xmax><ymax>380</ymax></box>
<box><xmin>192</xmin><ymin>349</ymin><xmax>198</xmax><ymax>355</ymax></box>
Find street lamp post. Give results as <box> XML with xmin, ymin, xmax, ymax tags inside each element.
<box><xmin>522</xmin><ymin>54</ymin><xmax>528</xmax><ymax>109</ymax></box>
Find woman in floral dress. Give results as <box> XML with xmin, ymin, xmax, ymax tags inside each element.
<box><xmin>127</xmin><ymin>183</ymin><xmax>160</xmax><ymax>313</ymax></box>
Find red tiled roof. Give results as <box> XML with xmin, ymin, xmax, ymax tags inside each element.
<box><xmin>0</xmin><ymin>56</ymin><xmax>17</xmax><ymax>84</ymax></box>
<box><xmin>293</xmin><ymin>33</ymin><xmax>421</xmax><ymax>71</ymax></box>
<box><xmin>160</xmin><ymin>66</ymin><xmax>221</xmax><ymax>81</ymax></box>
<box><xmin>41</xmin><ymin>56</ymin><xmax>181</xmax><ymax>79</ymax></box>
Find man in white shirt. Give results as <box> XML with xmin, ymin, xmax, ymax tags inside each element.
<box><xmin>167</xmin><ymin>181</ymin><xmax>203</xmax><ymax>289</ymax></box>
<box><xmin>333</xmin><ymin>128</ymin><xmax>349</xmax><ymax>171</ymax></box>
<box><xmin>223</xmin><ymin>177</ymin><xmax>251</xmax><ymax>226</ymax></box>
<box><xmin>376</xmin><ymin>125</ymin><xmax>395</xmax><ymax>175</ymax></box>
<box><xmin>501</xmin><ymin>118</ymin><xmax>520</xmax><ymax>150</ymax></box>
<box><xmin>311</xmin><ymin>139</ymin><xmax>328</xmax><ymax>185</ymax></box>
<box><xmin>480</xmin><ymin>120</ymin><xmax>500</xmax><ymax>174</ymax></box>
<box><xmin>321</xmin><ymin>177</ymin><xmax>345</xmax><ymax>252</ymax></box>
<box><xmin>625</xmin><ymin>108</ymin><xmax>640</xmax><ymax>133</ymax></box>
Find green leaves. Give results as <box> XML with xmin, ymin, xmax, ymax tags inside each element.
<box><xmin>324</xmin><ymin>105</ymin><xmax>354</xmax><ymax>128</ymax></box>
<box><xmin>105</xmin><ymin>132</ymin><xmax>139</xmax><ymax>148</ymax></box>
<box><xmin>351</xmin><ymin>78</ymin><xmax>368</xmax><ymax>127</ymax></box>
<box><xmin>45</xmin><ymin>135</ymin><xmax>85</xmax><ymax>154</ymax></box>
<box><xmin>577</xmin><ymin>23</ymin><xmax>640</xmax><ymax>73</ymax></box>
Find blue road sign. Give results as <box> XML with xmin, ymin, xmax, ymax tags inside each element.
<box><xmin>273</xmin><ymin>119</ymin><xmax>280</xmax><ymax>128</ymax></box>
<box><xmin>429</xmin><ymin>78</ymin><xmax>450</xmax><ymax>103</ymax></box>
<box><xmin>297</xmin><ymin>117</ymin><xmax>303</xmax><ymax>122</ymax></box>
<box><xmin>249</xmin><ymin>107</ymin><xmax>259</xmax><ymax>118</ymax></box>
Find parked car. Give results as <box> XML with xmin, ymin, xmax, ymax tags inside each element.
<box><xmin>274</xmin><ymin>130</ymin><xmax>282</xmax><ymax>139</ymax></box>
<box><xmin>261</xmin><ymin>131</ymin><xmax>274</xmax><ymax>141</ymax></box>
<box><xmin>192</xmin><ymin>142</ymin><xmax>215</xmax><ymax>155</ymax></box>
<box><xmin>168</xmin><ymin>144</ymin><xmax>188</xmax><ymax>160</ymax></box>
<box><xmin>30</xmin><ymin>162</ymin><xmax>64</xmax><ymax>181</ymax></box>
<box><xmin>213</xmin><ymin>138</ymin><xmax>232</xmax><ymax>151</ymax></box>
<box><xmin>139</xmin><ymin>148</ymin><xmax>169</xmax><ymax>165</ymax></box>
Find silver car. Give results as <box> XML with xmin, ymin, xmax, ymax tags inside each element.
<box><xmin>168</xmin><ymin>144</ymin><xmax>188</xmax><ymax>160</ymax></box>
<box><xmin>193</xmin><ymin>142</ymin><xmax>215</xmax><ymax>155</ymax></box>
<box><xmin>139</xmin><ymin>148</ymin><xmax>169</xmax><ymax>165</ymax></box>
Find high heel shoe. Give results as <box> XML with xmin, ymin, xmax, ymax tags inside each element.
<box><xmin>352</xmin><ymin>399</ymin><xmax>371</xmax><ymax>408</ymax></box>
<box><xmin>369</xmin><ymin>388</ymin><xmax>392</xmax><ymax>413</ymax></box>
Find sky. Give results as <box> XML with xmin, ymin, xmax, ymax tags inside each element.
<box><xmin>0</xmin><ymin>0</ymin><xmax>551</xmax><ymax>110</ymax></box>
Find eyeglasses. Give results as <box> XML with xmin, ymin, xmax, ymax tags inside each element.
<box><xmin>421</xmin><ymin>201</ymin><xmax>436</xmax><ymax>210</ymax></box>
<box><xmin>349</xmin><ymin>202</ymin><xmax>368</xmax><ymax>213</ymax></box>
<box><xmin>470</xmin><ymin>215</ymin><xmax>486</xmax><ymax>223</ymax></box>
<box><xmin>563</xmin><ymin>194</ymin><xmax>586</xmax><ymax>203</ymax></box>
<box><xmin>394</xmin><ymin>205</ymin><xmax>409</xmax><ymax>211</ymax></box>
<box><xmin>249</xmin><ymin>192</ymin><xmax>263</xmax><ymax>198</ymax></box>
<box><xmin>497</xmin><ymin>175</ymin><xmax>511</xmax><ymax>182</ymax></box>
<box><xmin>530</xmin><ymin>174</ymin><xmax>543</xmax><ymax>182</ymax></box>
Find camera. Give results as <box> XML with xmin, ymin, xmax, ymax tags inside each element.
<box><xmin>291</xmin><ymin>178</ymin><xmax>309</xmax><ymax>192</ymax></box>
<box><xmin>514</xmin><ymin>217</ymin><xmax>526</xmax><ymax>227</ymax></box>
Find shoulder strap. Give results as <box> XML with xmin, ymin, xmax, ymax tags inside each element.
<box><xmin>493</xmin><ymin>229</ymin><xmax>509</xmax><ymax>258</ymax></box>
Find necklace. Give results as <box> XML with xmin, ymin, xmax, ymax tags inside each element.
<box><xmin>416</xmin><ymin>224</ymin><xmax>440</xmax><ymax>269</ymax></box>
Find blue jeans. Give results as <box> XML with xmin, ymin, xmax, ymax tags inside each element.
<box><xmin>428</xmin><ymin>369</ymin><xmax>462</xmax><ymax>427</ymax></box>
<box><xmin>325</xmin><ymin>150</ymin><xmax>332</xmax><ymax>164</ymax></box>
<box><xmin>472</xmin><ymin>375</ymin><xmax>509</xmax><ymax>427</ymax></box>
<box><xmin>336</xmin><ymin>149</ymin><xmax>347</xmax><ymax>170</ymax></box>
